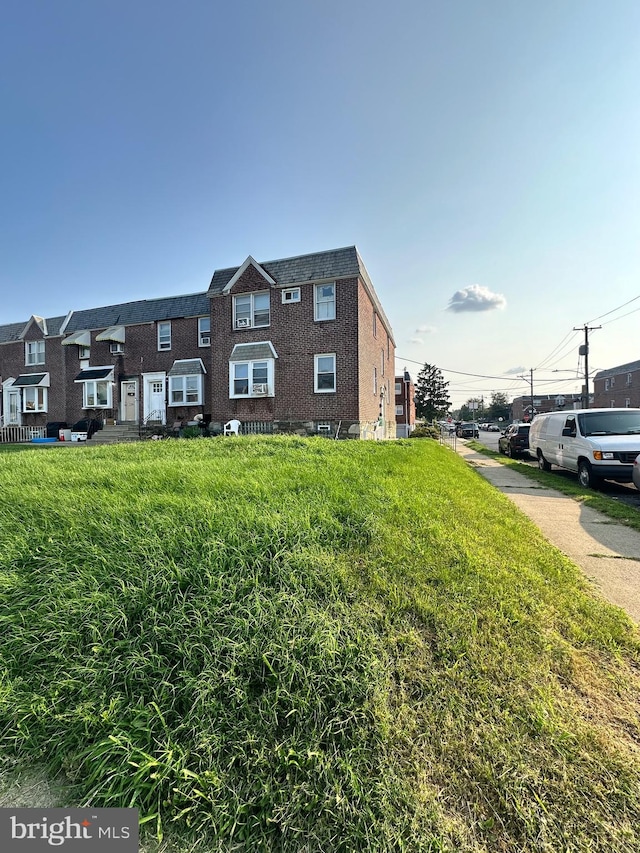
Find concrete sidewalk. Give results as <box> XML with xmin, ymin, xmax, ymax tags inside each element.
<box><xmin>455</xmin><ymin>442</ymin><xmax>640</xmax><ymax>625</ymax></box>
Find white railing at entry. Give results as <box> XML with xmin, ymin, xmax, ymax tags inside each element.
<box><xmin>0</xmin><ymin>425</ymin><xmax>47</xmax><ymax>443</ymax></box>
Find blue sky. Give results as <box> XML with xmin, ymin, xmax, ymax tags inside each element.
<box><xmin>2</xmin><ymin>0</ymin><xmax>639</xmax><ymax>408</ymax></box>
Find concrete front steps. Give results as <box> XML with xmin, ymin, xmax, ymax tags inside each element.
<box><xmin>89</xmin><ymin>422</ymin><xmax>140</xmax><ymax>445</ymax></box>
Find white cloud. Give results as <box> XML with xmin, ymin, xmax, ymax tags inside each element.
<box><xmin>504</xmin><ymin>365</ymin><xmax>526</xmax><ymax>375</ymax></box>
<box><xmin>409</xmin><ymin>337</ymin><xmax>424</xmax><ymax>345</ymax></box>
<box><xmin>415</xmin><ymin>325</ymin><xmax>437</xmax><ymax>334</ymax></box>
<box><xmin>446</xmin><ymin>284</ymin><xmax>507</xmax><ymax>313</ymax></box>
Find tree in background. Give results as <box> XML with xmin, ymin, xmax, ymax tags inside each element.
<box><xmin>487</xmin><ymin>391</ymin><xmax>511</xmax><ymax>422</ymax></box>
<box><xmin>414</xmin><ymin>363</ymin><xmax>451</xmax><ymax>421</ymax></box>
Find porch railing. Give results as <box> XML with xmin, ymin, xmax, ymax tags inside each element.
<box><xmin>0</xmin><ymin>425</ymin><xmax>47</xmax><ymax>443</ymax></box>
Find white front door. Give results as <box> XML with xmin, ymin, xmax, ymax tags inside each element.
<box><xmin>2</xmin><ymin>381</ymin><xmax>21</xmax><ymax>425</ymax></box>
<box><xmin>121</xmin><ymin>380</ymin><xmax>138</xmax><ymax>422</ymax></box>
<box><xmin>143</xmin><ymin>373</ymin><xmax>166</xmax><ymax>425</ymax></box>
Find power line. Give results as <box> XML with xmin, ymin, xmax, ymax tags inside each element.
<box><xmin>586</xmin><ymin>293</ymin><xmax>640</xmax><ymax>325</ymax></box>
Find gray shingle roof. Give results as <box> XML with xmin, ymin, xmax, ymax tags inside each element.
<box><xmin>168</xmin><ymin>358</ymin><xmax>206</xmax><ymax>376</ymax></box>
<box><xmin>207</xmin><ymin>246</ymin><xmax>394</xmax><ymax>343</ymax></box>
<box><xmin>63</xmin><ymin>293</ymin><xmax>210</xmax><ymax>333</ymax></box>
<box><xmin>594</xmin><ymin>360</ymin><xmax>640</xmax><ymax>380</ymax></box>
<box><xmin>0</xmin><ymin>315</ymin><xmax>66</xmax><ymax>343</ymax></box>
<box><xmin>230</xmin><ymin>342</ymin><xmax>278</xmax><ymax>361</ymax></box>
<box><xmin>208</xmin><ymin>247</ymin><xmax>361</xmax><ymax>295</ymax></box>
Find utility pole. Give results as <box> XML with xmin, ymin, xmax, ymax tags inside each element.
<box><xmin>529</xmin><ymin>368</ymin><xmax>534</xmax><ymax>420</ymax></box>
<box><xmin>573</xmin><ymin>324</ymin><xmax>601</xmax><ymax>408</ymax></box>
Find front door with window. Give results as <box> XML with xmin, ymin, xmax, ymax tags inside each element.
<box><xmin>143</xmin><ymin>373</ymin><xmax>166</xmax><ymax>425</ymax></box>
<box><xmin>3</xmin><ymin>387</ymin><xmax>21</xmax><ymax>425</ymax></box>
<box><xmin>121</xmin><ymin>380</ymin><xmax>138</xmax><ymax>422</ymax></box>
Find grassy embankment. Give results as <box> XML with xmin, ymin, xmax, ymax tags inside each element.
<box><xmin>0</xmin><ymin>437</ymin><xmax>639</xmax><ymax>852</ymax></box>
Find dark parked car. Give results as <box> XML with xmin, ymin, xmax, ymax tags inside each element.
<box><xmin>633</xmin><ymin>453</ymin><xmax>640</xmax><ymax>492</ymax></box>
<box><xmin>456</xmin><ymin>422</ymin><xmax>480</xmax><ymax>439</ymax></box>
<box><xmin>498</xmin><ymin>423</ymin><xmax>531</xmax><ymax>457</ymax></box>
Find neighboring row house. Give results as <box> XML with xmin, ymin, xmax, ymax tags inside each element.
<box><xmin>510</xmin><ymin>393</ymin><xmax>584</xmax><ymax>421</ymax></box>
<box><xmin>593</xmin><ymin>360</ymin><xmax>640</xmax><ymax>409</ymax></box>
<box><xmin>0</xmin><ymin>247</ymin><xmax>397</xmax><ymax>439</ymax></box>
<box><xmin>394</xmin><ymin>370</ymin><xmax>415</xmax><ymax>438</ymax></box>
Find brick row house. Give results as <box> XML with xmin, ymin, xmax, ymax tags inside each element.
<box><xmin>593</xmin><ymin>360</ymin><xmax>640</xmax><ymax>409</ymax></box>
<box><xmin>394</xmin><ymin>370</ymin><xmax>415</xmax><ymax>438</ymax></box>
<box><xmin>0</xmin><ymin>247</ymin><xmax>397</xmax><ymax>439</ymax></box>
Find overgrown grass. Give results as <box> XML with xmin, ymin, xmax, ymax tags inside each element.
<box><xmin>0</xmin><ymin>437</ymin><xmax>639</xmax><ymax>852</ymax></box>
<box><xmin>468</xmin><ymin>440</ymin><xmax>640</xmax><ymax>532</ymax></box>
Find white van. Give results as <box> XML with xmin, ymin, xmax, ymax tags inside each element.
<box><xmin>528</xmin><ymin>408</ymin><xmax>640</xmax><ymax>488</ymax></box>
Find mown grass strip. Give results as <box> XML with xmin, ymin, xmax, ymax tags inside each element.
<box><xmin>468</xmin><ymin>440</ymin><xmax>640</xmax><ymax>532</ymax></box>
<box><xmin>0</xmin><ymin>437</ymin><xmax>638</xmax><ymax>852</ymax></box>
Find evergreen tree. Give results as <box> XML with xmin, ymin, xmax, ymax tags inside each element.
<box><xmin>414</xmin><ymin>363</ymin><xmax>451</xmax><ymax>421</ymax></box>
<box><xmin>487</xmin><ymin>391</ymin><xmax>510</xmax><ymax>422</ymax></box>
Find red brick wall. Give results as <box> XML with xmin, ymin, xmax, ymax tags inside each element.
<box><xmin>209</xmin><ymin>266</ymin><xmax>362</xmax><ymax>424</ymax></box>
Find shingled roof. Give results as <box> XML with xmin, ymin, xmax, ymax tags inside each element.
<box><xmin>0</xmin><ymin>316</ymin><xmax>67</xmax><ymax>344</ymax></box>
<box><xmin>207</xmin><ymin>246</ymin><xmax>394</xmax><ymax>343</ymax></box>
<box><xmin>594</xmin><ymin>359</ymin><xmax>640</xmax><ymax>380</ymax></box>
<box><xmin>62</xmin><ymin>293</ymin><xmax>210</xmax><ymax>334</ymax></box>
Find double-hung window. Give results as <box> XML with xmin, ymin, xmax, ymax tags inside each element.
<box><xmin>169</xmin><ymin>374</ymin><xmax>202</xmax><ymax>405</ymax></box>
<box><xmin>158</xmin><ymin>322</ymin><xmax>172</xmax><ymax>351</ymax></box>
<box><xmin>25</xmin><ymin>340</ymin><xmax>45</xmax><ymax>365</ymax></box>
<box><xmin>233</xmin><ymin>292</ymin><xmax>270</xmax><ymax>329</ymax></box>
<box><xmin>314</xmin><ymin>283</ymin><xmax>336</xmax><ymax>321</ymax></box>
<box><xmin>314</xmin><ymin>354</ymin><xmax>336</xmax><ymax>393</ymax></box>
<box><xmin>198</xmin><ymin>316</ymin><xmax>211</xmax><ymax>346</ymax></box>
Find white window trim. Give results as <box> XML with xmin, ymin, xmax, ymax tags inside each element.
<box><xmin>158</xmin><ymin>321</ymin><xmax>172</xmax><ymax>351</ymax></box>
<box><xmin>198</xmin><ymin>316</ymin><xmax>211</xmax><ymax>347</ymax></box>
<box><xmin>314</xmin><ymin>282</ymin><xmax>336</xmax><ymax>322</ymax></box>
<box><xmin>25</xmin><ymin>340</ymin><xmax>45</xmax><ymax>366</ymax></box>
<box><xmin>314</xmin><ymin>353</ymin><xmax>336</xmax><ymax>394</ymax></box>
<box><xmin>23</xmin><ymin>386</ymin><xmax>48</xmax><ymax>413</ymax></box>
<box><xmin>168</xmin><ymin>373</ymin><xmax>204</xmax><ymax>406</ymax></box>
<box><xmin>229</xmin><ymin>358</ymin><xmax>275</xmax><ymax>398</ymax></box>
<box><xmin>233</xmin><ymin>291</ymin><xmax>271</xmax><ymax>330</ymax></box>
<box><xmin>282</xmin><ymin>287</ymin><xmax>301</xmax><ymax>304</ymax></box>
<box><xmin>82</xmin><ymin>380</ymin><xmax>113</xmax><ymax>409</ymax></box>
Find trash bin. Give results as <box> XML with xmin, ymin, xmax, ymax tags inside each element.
<box><xmin>46</xmin><ymin>421</ymin><xmax>67</xmax><ymax>438</ymax></box>
<box><xmin>59</xmin><ymin>429</ymin><xmax>72</xmax><ymax>441</ymax></box>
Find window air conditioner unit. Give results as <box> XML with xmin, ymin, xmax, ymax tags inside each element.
<box><xmin>252</xmin><ymin>383</ymin><xmax>268</xmax><ymax>395</ymax></box>
<box><xmin>236</xmin><ymin>318</ymin><xmax>250</xmax><ymax>328</ymax></box>
<box><xmin>201</xmin><ymin>336</ymin><xmax>211</xmax><ymax>346</ymax></box>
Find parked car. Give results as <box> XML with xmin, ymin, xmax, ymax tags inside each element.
<box><xmin>528</xmin><ymin>408</ymin><xmax>640</xmax><ymax>488</ymax></box>
<box><xmin>498</xmin><ymin>423</ymin><xmax>531</xmax><ymax>457</ymax></box>
<box><xmin>456</xmin><ymin>422</ymin><xmax>480</xmax><ymax>438</ymax></box>
<box><xmin>487</xmin><ymin>423</ymin><xmax>501</xmax><ymax>432</ymax></box>
<box><xmin>633</xmin><ymin>453</ymin><xmax>640</xmax><ymax>492</ymax></box>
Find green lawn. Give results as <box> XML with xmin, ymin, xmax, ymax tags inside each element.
<box><xmin>0</xmin><ymin>437</ymin><xmax>638</xmax><ymax>852</ymax></box>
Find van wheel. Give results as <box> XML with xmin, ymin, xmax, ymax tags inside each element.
<box><xmin>578</xmin><ymin>460</ymin><xmax>599</xmax><ymax>489</ymax></box>
<box><xmin>538</xmin><ymin>452</ymin><xmax>551</xmax><ymax>472</ymax></box>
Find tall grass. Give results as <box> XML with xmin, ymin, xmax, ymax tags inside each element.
<box><xmin>0</xmin><ymin>437</ymin><xmax>638</xmax><ymax>852</ymax></box>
